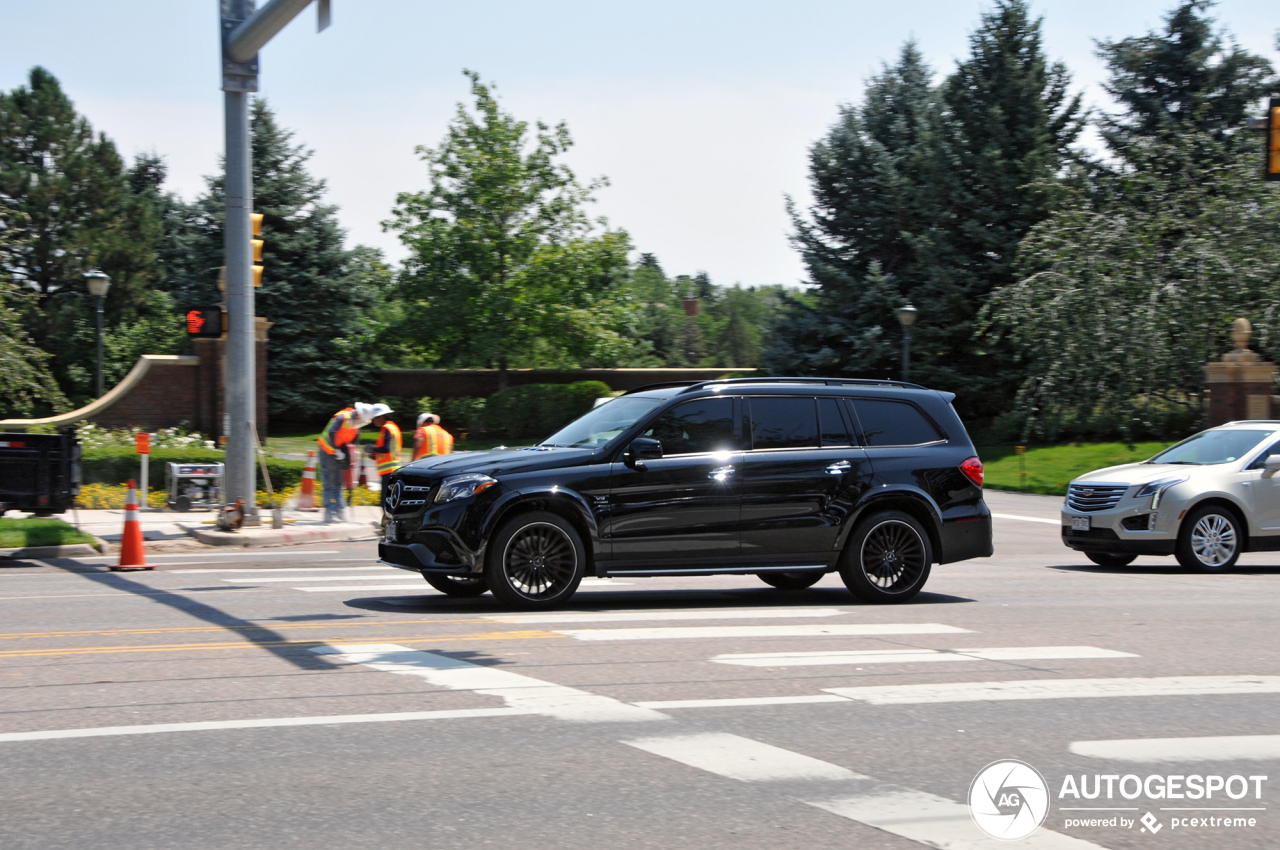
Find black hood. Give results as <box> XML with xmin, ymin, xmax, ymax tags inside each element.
<box><xmin>395</xmin><ymin>446</ymin><xmax>598</xmax><ymax>481</ymax></box>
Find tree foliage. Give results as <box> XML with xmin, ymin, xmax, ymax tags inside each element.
<box><xmin>386</xmin><ymin>72</ymin><xmax>641</xmax><ymax>378</ymax></box>
<box><xmin>0</xmin><ymin>218</ymin><xmax>66</xmax><ymax>417</ymax></box>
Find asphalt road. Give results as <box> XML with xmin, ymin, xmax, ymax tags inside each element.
<box><xmin>2</xmin><ymin>490</ymin><xmax>1278</xmax><ymax>849</ymax></box>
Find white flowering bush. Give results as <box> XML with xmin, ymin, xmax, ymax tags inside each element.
<box><xmin>67</xmin><ymin>422</ymin><xmax>215</xmax><ymax>450</ymax></box>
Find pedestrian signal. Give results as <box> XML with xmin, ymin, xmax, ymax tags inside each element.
<box><xmin>186</xmin><ymin>306</ymin><xmax>223</xmax><ymax>337</ymax></box>
<box><xmin>251</xmin><ymin>212</ymin><xmax>265</xmax><ymax>287</ymax></box>
<box><xmin>1269</xmin><ymin>98</ymin><xmax>1280</xmax><ymax>182</ymax></box>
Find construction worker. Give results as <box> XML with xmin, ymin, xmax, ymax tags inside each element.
<box><xmin>364</xmin><ymin>403</ymin><xmax>402</xmax><ymax>505</ymax></box>
<box><xmin>412</xmin><ymin>412</ymin><xmax>454</xmax><ymax>461</ymax></box>
<box><xmin>317</xmin><ymin>402</ymin><xmax>372</xmax><ymax>523</ymax></box>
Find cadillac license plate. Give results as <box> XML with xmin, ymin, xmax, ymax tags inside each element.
<box><xmin>1071</xmin><ymin>516</ymin><xmax>1090</xmax><ymax>531</ymax></box>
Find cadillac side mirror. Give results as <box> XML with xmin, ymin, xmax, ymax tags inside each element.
<box><xmin>625</xmin><ymin>437</ymin><xmax>663</xmax><ymax>468</ymax></box>
<box><xmin>1264</xmin><ymin>456</ymin><xmax>1280</xmax><ymax>477</ymax></box>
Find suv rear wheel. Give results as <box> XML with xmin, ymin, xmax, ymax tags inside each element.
<box><xmin>485</xmin><ymin>511</ymin><xmax>585</xmax><ymax>609</ymax></box>
<box><xmin>757</xmin><ymin>570</ymin><xmax>824</xmax><ymax>590</ymax></box>
<box><xmin>1176</xmin><ymin>504</ymin><xmax>1243</xmax><ymax>573</ymax></box>
<box><xmin>422</xmin><ymin>572</ymin><xmax>489</xmax><ymax>598</ymax></box>
<box><xmin>840</xmin><ymin>510</ymin><xmax>932</xmax><ymax>603</ymax></box>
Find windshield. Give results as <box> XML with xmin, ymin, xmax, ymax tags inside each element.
<box><xmin>540</xmin><ymin>397</ymin><xmax>663</xmax><ymax>449</ymax></box>
<box><xmin>1148</xmin><ymin>429</ymin><xmax>1274</xmax><ymax>465</ymax></box>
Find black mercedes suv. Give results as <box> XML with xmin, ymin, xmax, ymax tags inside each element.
<box><xmin>379</xmin><ymin>378</ymin><xmax>992</xmax><ymax>609</ymax></box>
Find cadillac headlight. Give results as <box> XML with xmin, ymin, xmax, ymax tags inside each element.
<box><xmin>434</xmin><ymin>473</ymin><xmax>497</xmax><ymax>503</ymax></box>
<box><xmin>1135</xmin><ymin>476</ymin><xmax>1188</xmax><ymax>510</ymax></box>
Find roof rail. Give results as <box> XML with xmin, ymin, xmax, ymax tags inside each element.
<box><xmin>620</xmin><ymin>381</ymin><xmax>702</xmax><ymax>396</ymax></box>
<box><xmin>675</xmin><ymin>376</ymin><xmax>928</xmax><ymax>394</ymax></box>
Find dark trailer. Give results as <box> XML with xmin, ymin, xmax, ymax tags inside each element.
<box><xmin>0</xmin><ymin>430</ymin><xmax>81</xmax><ymax>516</ymax></box>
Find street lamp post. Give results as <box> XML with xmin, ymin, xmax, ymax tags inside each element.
<box><xmin>84</xmin><ymin>271</ymin><xmax>111</xmax><ymax>397</ymax></box>
<box><xmin>897</xmin><ymin>304</ymin><xmax>918</xmax><ymax>382</ymax></box>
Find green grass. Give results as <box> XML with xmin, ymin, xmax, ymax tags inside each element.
<box><xmin>0</xmin><ymin>518</ymin><xmax>97</xmax><ymax>550</ymax></box>
<box><xmin>981</xmin><ymin>441</ymin><xmax>1178</xmax><ymax>497</ymax></box>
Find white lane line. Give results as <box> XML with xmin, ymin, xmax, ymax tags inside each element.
<box><xmin>622</xmin><ymin>732</ymin><xmax>862</xmax><ymax>782</ymax></box>
<box><xmin>172</xmin><ymin>561</ymin><xmax>379</xmax><ymax>573</ymax></box>
<box><xmin>991</xmin><ymin>512</ymin><xmax>1061</xmax><ymax>525</ymax></box>
<box><xmin>224</xmin><ymin>573</ymin><xmax>406</xmax><ymax>583</ymax></box>
<box><xmin>82</xmin><ymin>550</ymin><xmax>342</xmax><ymax>563</ymax></box>
<box><xmin>558</xmin><ymin>623</ymin><xmax>972</xmax><ymax>641</ymax></box>
<box><xmin>489</xmin><ymin>607</ymin><xmax>847</xmax><ymax>625</ymax></box>
<box><xmin>0</xmin><ymin>708</ymin><xmax>532</xmax><ymax>744</ymax></box>
<box><xmin>1071</xmin><ymin>734</ymin><xmax>1280</xmax><ymax>762</ymax></box>
<box><xmin>811</xmin><ymin>791</ymin><xmax>1102</xmax><ymax>849</ymax></box>
<box><xmin>713</xmin><ymin>646</ymin><xmax>1138</xmax><ymax>667</ymax></box>
<box><xmin>578</xmin><ymin>579</ymin><xmax>634</xmax><ymax>586</ymax></box>
<box><xmin>623</xmin><ymin>732</ymin><xmax>1104</xmax><ymax>848</ymax></box>
<box><xmin>297</xmin><ymin>584</ymin><xmax>431</xmax><ymax>592</ymax></box>
<box><xmin>310</xmin><ymin>644</ymin><xmax>667</xmax><ymax>723</ymax></box>
<box><xmin>635</xmin><ymin>695</ymin><xmax>850</xmax><ymax>710</ymax></box>
<box><xmin>824</xmin><ymin>676</ymin><xmax>1280</xmax><ymax>705</ymax></box>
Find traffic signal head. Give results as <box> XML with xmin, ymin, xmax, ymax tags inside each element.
<box><xmin>251</xmin><ymin>212</ymin><xmax>264</xmax><ymax>287</ymax></box>
<box><xmin>186</xmin><ymin>306</ymin><xmax>223</xmax><ymax>337</ymax></box>
<box><xmin>1268</xmin><ymin>98</ymin><xmax>1280</xmax><ymax>182</ymax></box>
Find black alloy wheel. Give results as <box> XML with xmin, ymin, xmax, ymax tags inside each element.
<box><xmin>421</xmin><ymin>572</ymin><xmax>489</xmax><ymax>597</ymax></box>
<box><xmin>485</xmin><ymin>511</ymin><xmax>585</xmax><ymax>609</ymax></box>
<box><xmin>1085</xmin><ymin>552</ymin><xmax>1137</xmax><ymax>568</ymax></box>
<box><xmin>757</xmin><ymin>570</ymin><xmax>825</xmax><ymax>590</ymax></box>
<box><xmin>840</xmin><ymin>510</ymin><xmax>932</xmax><ymax>603</ymax></box>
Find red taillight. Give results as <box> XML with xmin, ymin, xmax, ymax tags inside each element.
<box><xmin>959</xmin><ymin>457</ymin><xmax>983</xmax><ymax>488</ymax></box>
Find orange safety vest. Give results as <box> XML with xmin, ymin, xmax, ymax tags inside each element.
<box><xmin>413</xmin><ymin>423</ymin><xmax>454</xmax><ymax>460</ymax></box>
<box><xmin>318</xmin><ymin>407</ymin><xmax>361</xmax><ymax>455</ymax></box>
<box><xmin>374</xmin><ymin>421</ymin><xmax>403</xmax><ymax>475</ymax></box>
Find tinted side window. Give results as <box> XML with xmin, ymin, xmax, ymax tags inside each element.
<box><xmin>643</xmin><ymin>398</ymin><xmax>736</xmax><ymax>455</ymax></box>
<box><xmin>818</xmin><ymin>397</ymin><xmax>851</xmax><ymax>447</ymax></box>
<box><xmin>851</xmin><ymin>399</ymin><xmax>943</xmax><ymax>446</ymax></box>
<box><xmin>750</xmin><ymin>397</ymin><xmax>818</xmax><ymax>450</ymax></box>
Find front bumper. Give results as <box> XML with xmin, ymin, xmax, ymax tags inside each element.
<box><xmin>1061</xmin><ymin>493</ymin><xmax>1178</xmax><ymax>556</ymax></box>
<box><xmin>378</xmin><ymin>541</ymin><xmax>478</xmax><ymax>574</ymax></box>
<box><xmin>1060</xmin><ymin>526</ymin><xmax>1175</xmax><ymax>555</ymax></box>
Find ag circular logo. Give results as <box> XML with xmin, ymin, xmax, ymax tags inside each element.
<box><xmin>969</xmin><ymin>759</ymin><xmax>1050</xmax><ymax>840</ymax></box>
<box><xmin>385</xmin><ymin>480</ymin><xmax>401</xmax><ymax>511</ymax></box>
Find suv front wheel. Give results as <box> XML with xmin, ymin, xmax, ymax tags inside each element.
<box><xmin>840</xmin><ymin>510</ymin><xmax>933</xmax><ymax>603</ymax></box>
<box><xmin>485</xmin><ymin>511</ymin><xmax>586</xmax><ymax>609</ymax></box>
<box><xmin>1176</xmin><ymin>504</ymin><xmax>1243</xmax><ymax>573</ymax></box>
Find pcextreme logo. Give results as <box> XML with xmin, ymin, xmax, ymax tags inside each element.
<box><xmin>969</xmin><ymin>759</ymin><xmax>1051</xmax><ymax>840</ymax></box>
<box><xmin>969</xmin><ymin>760</ymin><xmax>1269</xmax><ymax>840</ymax></box>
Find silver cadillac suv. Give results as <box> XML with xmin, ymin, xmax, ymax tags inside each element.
<box><xmin>1061</xmin><ymin>422</ymin><xmax>1280</xmax><ymax>571</ymax></box>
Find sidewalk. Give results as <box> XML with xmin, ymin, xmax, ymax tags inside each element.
<box><xmin>18</xmin><ymin>504</ymin><xmax>382</xmax><ymax>551</ymax></box>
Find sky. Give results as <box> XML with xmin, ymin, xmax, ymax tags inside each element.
<box><xmin>1</xmin><ymin>1</ymin><xmax>1277</xmax><ymax>288</ymax></box>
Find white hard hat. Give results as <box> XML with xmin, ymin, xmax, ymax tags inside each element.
<box><xmin>368</xmin><ymin>402</ymin><xmax>393</xmax><ymax>419</ymax></box>
<box><xmin>417</xmin><ymin>412</ymin><xmax>432</xmax><ymax>427</ymax></box>
<box><xmin>353</xmin><ymin>402</ymin><xmax>374</xmax><ymax>425</ymax></box>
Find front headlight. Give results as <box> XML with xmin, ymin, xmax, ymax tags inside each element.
<box><xmin>434</xmin><ymin>473</ymin><xmax>497</xmax><ymax>503</ymax></box>
<box><xmin>1135</xmin><ymin>476</ymin><xmax>1188</xmax><ymax>510</ymax></box>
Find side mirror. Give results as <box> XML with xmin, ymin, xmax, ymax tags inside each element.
<box><xmin>625</xmin><ymin>437</ymin><xmax>663</xmax><ymax>468</ymax></box>
<box><xmin>1266</xmin><ymin>456</ymin><xmax>1280</xmax><ymax>470</ymax></box>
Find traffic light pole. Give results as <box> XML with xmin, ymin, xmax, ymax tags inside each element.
<box><xmin>219</xmin><ymin>0</ymin><xmax>328</xmax><ymax>520</ymax></box>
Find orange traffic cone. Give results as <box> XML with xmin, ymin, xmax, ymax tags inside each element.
<box><xmin>113</xmin><ymin>479</ymin><xmax>155</xmax><ymax>571</ymax></box>
<box><xmin>297</xmin><ymin>450</ymin><xmax>318</xmax><ymax>511</ymax></box>
<box><xmin>357</xmin><ymin>454</ymin><xmax>369</xmax><ymax>489</ymax></box>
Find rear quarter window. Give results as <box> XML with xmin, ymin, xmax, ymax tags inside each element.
<box><xmin>849</xmin><ymin>399</ymin><xmax>944</xmax><ymax>447</ymax></box>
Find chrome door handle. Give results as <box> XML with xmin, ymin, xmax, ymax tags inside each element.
<box><xmin>826</xmin><ymin>460</ymin><xmax>852</xmax><ymax>475</ymax></box>
<box><xmin>708</xmin><ymin>465</ymin><xmax>736</xmax><ymax>481</ymax></box>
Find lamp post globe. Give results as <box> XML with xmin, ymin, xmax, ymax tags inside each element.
<box><xmin>84</xmin><ymin>271</ymin><xmax>111</xmax><ymax>397</ymax></box>
<box><xmin>897</xmin><ymin>304</ymin><xmax>918</xmax><ymax>381</ymax></box>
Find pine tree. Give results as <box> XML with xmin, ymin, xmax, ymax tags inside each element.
<box><xmin>0</xmin><ymin>218</ymin><xmax>65</xmax><ymax>417</ymax></box>
<box><xmin>1097</xmin><ymin>0</ymin><xmax>1275</xmax><ymax>152</ymax></box>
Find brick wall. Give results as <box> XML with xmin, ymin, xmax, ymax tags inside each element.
<box><xmin>92</xmin><ymin>358</ymin><xmax>201</xmax><ymax>430</ymax></box>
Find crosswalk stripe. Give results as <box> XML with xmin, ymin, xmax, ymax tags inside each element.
<box><xmin>824</xmin><ymin>676</ymin><xmax>1280</xmax><ymax>705</ymax></box>
<box><xmin>297</xmin><ymin>584</ymin><xmax>429</xmax><ymax>592</ymax></box>
<box><xmin>225</xmin><ymin>573</ymin><xmax>408</xmax><ymax>583</ymax></box>
<box><xmin>635</xmin><ymin>695</ymin><xmax>849</xmax><ymax>709</ymax></box>
<box><xmin>991</xmin><ymin>512</ymin><xmax>1060</xmax><ymax>525</ymax></box>
<box><xmin>310</xmin><ymin>643</ymin><xmax>667</xmax><ymax>723</ymax></box>
<box><xmin>622</xmin><ymin>731</ymin><xmax>1106</xmax><ymax>848</ymax></box>
<box><xmin>1070</xmin><ymin>734</ymin><xmax>1280</xmax><ymax>762</ymax></box>
<box><xmin>489</xmin><ymin>607</ymin><xmax>847</xmax><ymax>625</ymax></box>
<box><xmin>557</xmin><ymin>623</ymin><xmax>972</xmax><ymax>641</ymax></box>
<box><xmin>713</xmin><ymin>646</ymin><xmax>1138</xmax><ymax>667</ymax></box>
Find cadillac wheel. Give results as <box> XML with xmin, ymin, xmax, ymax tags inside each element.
<box><xmin>484</xmin><ymin>511</ymin><xmax>586</xmax><ymax>609</ymax></box>
<box><xmin>840</xmin><ymin>510</ymin><xmax>933</xmax><ymax>603</ymax></box>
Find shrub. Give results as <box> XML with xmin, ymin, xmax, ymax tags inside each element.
<box><xmin>484</xmin><ymin>381</ymin><xmax>611</xmax><ymax>439</ymax></box>
<box><xmin>440</xmin><ymin>396</ymin><xmax>487</xmax><ymax>433</ymax></box>
<box><xmin>81</xmin><ymin>446</ymin><xmax>307</xmax><ymax>491</ymax></box>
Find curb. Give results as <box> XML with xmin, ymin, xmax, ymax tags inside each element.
<box><xmin>188</xmin><ymin>523</ymin><xmax>377</xmax><ymax>548</ymax></box>
<box><xmin>0</xmin><ymin>543</ymin><xmax>102</xmax><ymax>560</ymax></box>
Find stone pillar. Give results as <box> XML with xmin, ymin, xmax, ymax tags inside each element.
<box><xmin>256</xmin><ymin>317</ymin><xmax>272</xmax><ymax>439</ymax></box>
<box><xmin>1204</xmin><ymin>318</ymin><xmax>1277</xmax><ymax>426</ymax></box>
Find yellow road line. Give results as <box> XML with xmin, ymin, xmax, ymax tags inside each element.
<box><xmin>0</xmin><ymin>630</ymin><xmax>561</xmax><ymax>658</ymax></box>
<box><xmin>0</xmin><ymin>618</ymin><xmax>496</xmax><ymax>641</ymax></box>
